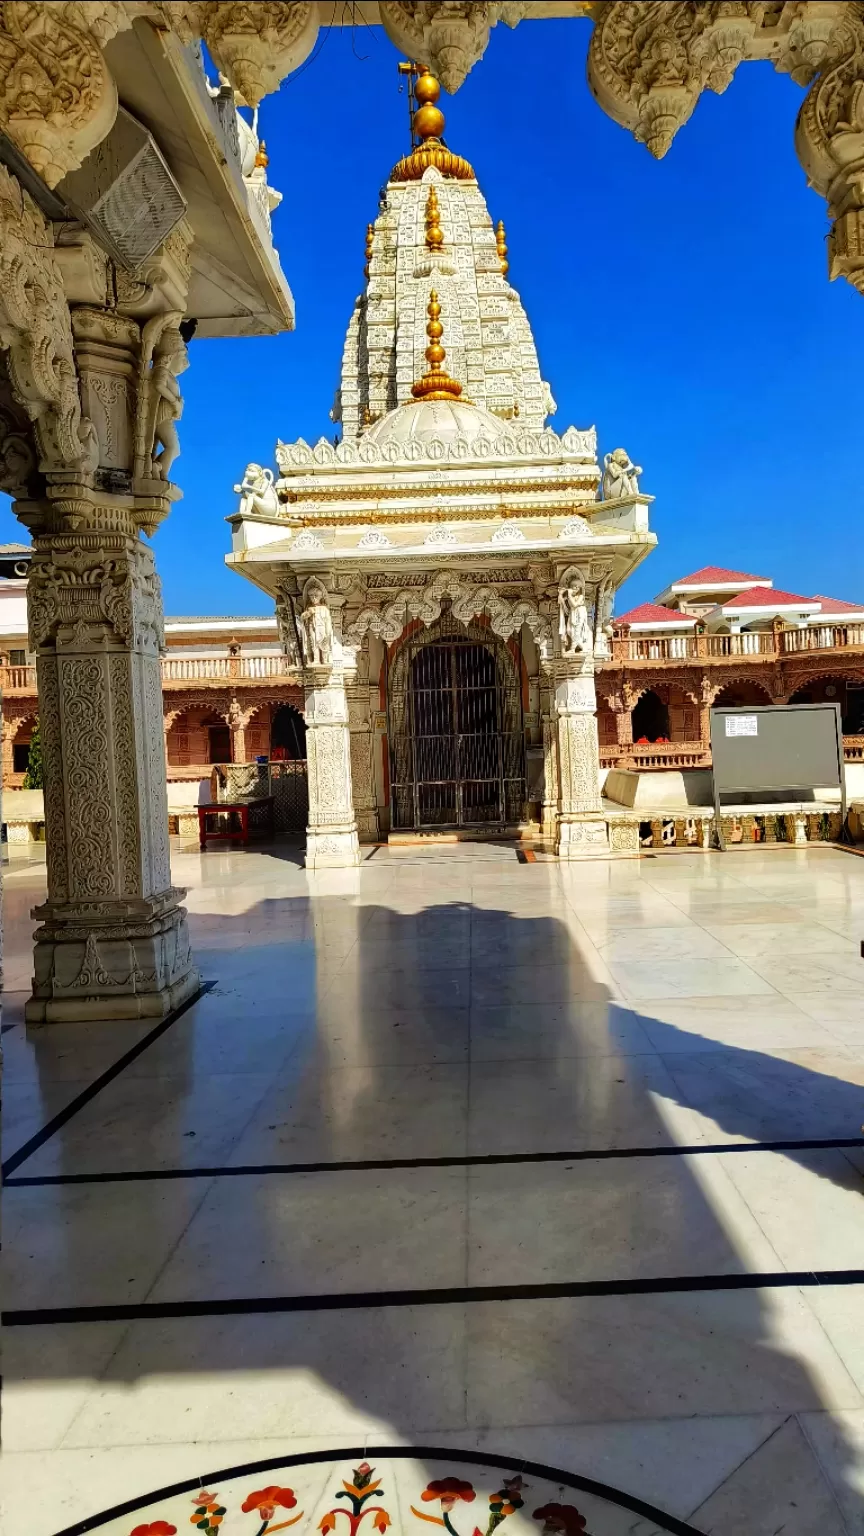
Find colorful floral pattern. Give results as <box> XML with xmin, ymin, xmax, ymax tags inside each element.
<box><xmin>532</xmin><ymin>1505</ymin><xmax>587</xmax><ymax>1536</ymax></box>
<box><xmin>117</xmin><ymin>1457</ymin><xmax>689</xmax><ymax>1536</ymax></box>
<box><xmin>241</xmin><ymin>1487</ymin><xmax>302</xmax><ymax>1535</ymax></box>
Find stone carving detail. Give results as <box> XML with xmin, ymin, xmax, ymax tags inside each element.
<box><xmin>193</xmin><ymin>2</ymin><xmax>321</xmax><ymax>108</ymax></box>
<box><xmin>586</xmin><ymin>2</ymin><xmax>864</xmax><ymax>297</ymax></box>
<box><xmin>795</xmin><ymin>9</ymin><xmax>864</xmax><ymax>296</ymax></box>
<box><xmin>28</xmin><ymin>542</ymin><xmax>165</xmax><ymax>653</ymax></box>
<box><xmin>0</xmin><ymin>1</ymin><xmax>124</xmax><ymax>184</ymax></box>
<box><xmin>299</xmin><ymin>577</ymin><xmax>333</xmax><ymax>666</ymax></box>
<box><xmin>109</xmin><ymin>653</ymin><xmax>142</xmax><ymax>897</ymax></box>
<box><xmin>292</xmin><ymin>529</ymin><xmax>325</xmax><ymax>552</ymax></box>
<box><xmin>0</xmin><ymin>393</ymin><xmax>36</xmax><ymax>496</ymax></box>
<box><xmin>136</xmin><ymin>318</ymin><xmax>189</xmax><ymax>482</ymax></box>
<box><xmin>0</xmin><ymin>166</ymin><xmax>95</xmax><ymax>473</ymax></box>
<box><xmin>275</xmin><ymin>425</ymin><xmax>597</xmax><ymax>472</ymax></box>
<box><xmin>558</xmin><ymin>516</ymin><xmax>592</xmax><ymax>539</ymax></box>
<box><xmin>601</xmin><ymin>448</ymin><xmax>642</xmax><ymax>500</ymax></box>
<box><xmin>60</xmin><ymin>654</ymin><xmax>114</xmax><ymax>899</ymax></box>
<box><xmin>234</xmin><ymin>463</ymin><xmax>278</xmax><ymax>516</ymax></box>
<box><xmin>378</xmin><ymin>2</ymin><xmax>527</xmax><ymax>93</ymax></box>
<box><xmin>36</xmin><ymin>652</ymin><xmax>69</xmax><ymax>901</ymax></box>
<box><xmin>424</xmin><ymin>527</ymin><xmax>458</xmax><ymax>547</ymax></box>
<box><xmin>347</xmin><ymin>568</ymin><xmax>551</xmax><ymax>648</ymax></box>
<box><xmin>490</xmin><ymin>521</ymin><xmax>525</xmax><ymax>544</ymax></box>
<box><xmin>358</xmin><ymin>529</ymin><xmax>393</xmax><ymax>549</ymax></box>
<box><xmin>143</xmin><ymin>652</ymin><xmax>172</xmax><ymax>892</ymax></box>
<box><xmin>558</xmin><ymin>568</ymin><xmax>592</xmax><ymax>656</ymax></box>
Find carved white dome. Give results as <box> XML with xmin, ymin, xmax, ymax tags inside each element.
<box><xmin>365</xmin><ymin>397</ymin><xmax>505</xmax><ymax>449</ymax></box>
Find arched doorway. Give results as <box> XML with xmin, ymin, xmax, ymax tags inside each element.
<box><xmin>270</xmin><ymin>703</ymin><xmax>307</xmax><ymax>760</ymax></box>
<box><xmin>790</xmin><ymin>676</ymin><xmax>864</xmax><ymax>734</ymax></box>
<box><xmin>713</xmin><ymin>679</ymin><xmax>773</xmax><ymax>709</ymax></box>
<box><xmin>631</xmin><ymin>689</ymin><xmax>670</xmax><ymax>744</ymax></box>
<box><xmin>387</xmin><ymin>614</ymin><xmax>525</xmax><ymax>830</ymax></box>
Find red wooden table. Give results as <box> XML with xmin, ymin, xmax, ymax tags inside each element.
<box><xmin>197</xmin><ymin>797</ymin><xmax>274</xmax><ymax>850</ymax></box>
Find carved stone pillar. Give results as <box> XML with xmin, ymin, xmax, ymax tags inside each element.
<box><xmin>304</xmin><ymin>665</ymin><xmax>361</xmax><ymax>869</ymax></box>
<box><xmin>551</xmin><ymin>660</ymin><xmax>610</xmax><ymax>860</ymax></box>
<box><xmin>0</xmin><ymin>171</ymin><xmax>199</xmax><ymax>1021</ymax></box>
<box><xmin>346</xmin><ymin>645</ymin><xmax>379</xmax><ymax>844</ymax></box>
<box><xmin>24</xmin><ymin>525</ymin><xmax>199</xmax><ymax>1022</ymax></box>
<box><xmin>540</xmin><ymin>708</ymin><xmax>558</xmax><ymax>843</ymax></box>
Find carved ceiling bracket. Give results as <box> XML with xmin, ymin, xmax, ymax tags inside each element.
<box><xmin>587</xmin><ymin>1</ymin><xmax>864</xmax><ymax>294</ymax></box>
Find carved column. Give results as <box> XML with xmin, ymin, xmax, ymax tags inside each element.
<box><xmin>304</xmin><ymin>665</ymin><xmax>361</xmax><ymax>869</ymax></box>
<box><xmin>346</xmin><ymin>643</ymin><xmax>379</xmax><ymax>845</ymax></box>
<box><xmin>24</xmin><ymin>519</ymin><xmax>199</xmax><ymax>1022</ymax></box>
<box><xmin>552</xmin><ymin>660</ymin><xmax>610</xmax><ymax>859</ymax></box>
<box><xmin>0</xmin><ymin>170</ymin><xmax>199</xmax><ymax>1021</ymax></box>
<box><xmin>540</xmin><ymin>707</ymin><xmax>559</xmax><ymax>844</ymax></box>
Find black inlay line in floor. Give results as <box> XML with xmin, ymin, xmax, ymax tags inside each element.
<box><xmin>0</xmin><ymin>981</ymin><xmax>216</xmax><ymax>1179</ymax></box>
<box><xmin>7</xmin><ymin>1135</ymin><xmax>864</xmax><ymax>1186</ymax></box>
<box><xmin>50</xmin><ymin>1444</ymin><xmax>707</xmax><ymax>1536</ymax></box>
<box><xmin>8</xmin><ymin>1268</ymin><xmax>864</xmax><ymax>1326</ymax></box>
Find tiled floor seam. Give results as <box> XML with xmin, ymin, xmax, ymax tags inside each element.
<box><xmin>796</xmin><ymin>1410</ymin><xmax>855</xmax><ymax>1534</ymax></box>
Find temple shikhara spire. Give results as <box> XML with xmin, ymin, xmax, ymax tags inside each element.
<box><xmin>333</xmin><ymin>62</ymin><xmax>553</xmax><ymax>437</ymax></box>
<box><xmin>229</xmin><ymin>60</ymin><xmax>655</xmax><ymax>867</ymax></box>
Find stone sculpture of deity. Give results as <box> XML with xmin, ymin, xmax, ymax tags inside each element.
<box><xmin>234</xmin><ymin>463</ymin><xmax>278</xmax><ymax>517</ymax></box>
<box><xmin>558</xmin><ymin>572</ymin><xmax>592</xmax><ymax>656</ymax></box>
<box><xmin>151</xmin><ymin>329</ymin><xmax>189</xmax><ymax>479</ymax></box>
<box><xmin>601</xmin><ymin>447</ymin><xmax>642</xmax><ymax>500</ymax></box>
<box><xmin>300</xmin><ymin>578</ymin><xmax>333</xmax><ymax>666</ymax></box>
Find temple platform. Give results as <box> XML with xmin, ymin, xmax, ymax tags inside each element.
<box><xmin>3</xmin><ymin>843</ymin><xmax>864</xmax><ymax>1536</ymax></box>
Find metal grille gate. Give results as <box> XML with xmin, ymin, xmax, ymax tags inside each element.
<box><xmin>387</xmin><ymin>613</ymin><xmax>526</xmax><ymax>830</ymax></box>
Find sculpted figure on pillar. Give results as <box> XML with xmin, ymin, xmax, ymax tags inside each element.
<box><xmin>601</xmin><ymin>447</ymin><xmax>642</xmax><ymax>500</ymax></box>
<box><xmin>148</xmin><ymin>326</ymin><xmax>189</xmax><ymax>481</ymax></box>
<box><xmin>299</xmin><ymin>577</ymin><xmax>334</xmax><ymax>667</ymax></box>
<box><xmin>558</xmin><ymin>569</ymin><xmax>592</xmax><ymax>657</ymax></box>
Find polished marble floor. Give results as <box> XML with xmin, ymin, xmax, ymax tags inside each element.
<box><xmin>3</xmin><ymin>841</ymin><xmax>864</xmax><ymax>1535</ymax></box>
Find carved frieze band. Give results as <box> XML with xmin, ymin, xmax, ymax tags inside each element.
<box><xmin>28</xmin><ymin>541</ymin><xmax>165</xmax><ymax>654</ymax></box>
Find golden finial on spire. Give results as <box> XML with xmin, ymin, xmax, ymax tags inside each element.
<box><xmin>391</xmin><ymin>62</ymin><xmax>474</xmax><ymax>183</ymax></box>
<box><xmin>411</xmin><ymin>289</ymin><xmax>463</xmax><ymax>401</ymax></box>
<box><xmin>413</xmin><ymin>66</ymin><xmax>445</xmax><ymax>142</ymax></box>
<box><xmin>364</xmin><ymin>221</ymin><xmax>374</xmax><ymax>278</ymax></box>
<box><xmin>425</xmin><ymin>186</ymin><xmax>443</xmax><ymax>252</ymax></box>
<box><xmin>254</xmin><ymin>139</ymin><xmax>269</xmax><ymax>169</ymax></box>
<box><xmin>496</xmin><ymin>219</ymin><xmax>509</xmax><ymax>276</ymax></box>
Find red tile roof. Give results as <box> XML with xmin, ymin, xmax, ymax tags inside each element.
<box><xmin>723</xmin><ymin>585</ymin><xmax>817</xmax><ymax>609</ymax></box>
<box><xmin>811</xmin><ymin>594</ymin><xmax>864</xmax><ymax>615</ymax></box>
<box><xmin>616</xmin><ymin>602</ymin><xmax>695</xmax><ymax>626</ymax></box>
<box><xmin>672</xmin><ymin>565</ymin><xmax>769</xmax><ymax>587</ymax></box>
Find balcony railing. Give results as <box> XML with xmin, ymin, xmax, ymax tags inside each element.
<box><xmin>160</xmin><ymin>654</ymin><xmax>295</xmax><ymax>683</ymax></box>
<box><xmin>1</xmin><ymin>664</ymin><xmax>37</xmax><ymax>691</ymax></box>
<box><xmin>601</xmin><ymin>736</ymin><xmax>864</xmax><ymax>771</ymax></box>
<box><xmin>609</xmin><ymin>623</ymin><xmax>864</xmax><ymax>664</ymax></box>
<box><xmin>0</xmin><ymin>655</ymin><xmax>298</xmax><ymax>695</ymax></box>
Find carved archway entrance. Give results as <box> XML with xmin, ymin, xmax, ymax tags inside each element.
<box><xmin>386</xmin><ymin>613</ymin><xmax>525</xmax><ymax>832</ymax></box>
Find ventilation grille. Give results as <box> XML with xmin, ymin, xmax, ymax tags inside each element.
<box><xmin>59</xmin><ymin>108</ymin><xmax>187</xmax><ymax>274</ymax></box>
<box><xmin>91</xmin><ymin>138</ymin><xmax>186</xmax><ymax>271</ymax></box>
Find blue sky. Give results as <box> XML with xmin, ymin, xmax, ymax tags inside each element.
<box><xmin>3</xmin><ymin>18</ymin><xmax>862</xmax><ymax>615</ymax></box>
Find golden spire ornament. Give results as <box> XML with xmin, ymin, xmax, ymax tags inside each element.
<box><xmin>364</xmin><ymin>221</ymin><xmax>374</xmax><ymax>278</ymax></box>
<box><xmin>425</xmin><ymin>186</ymin><xmax>443</xmax><ymax>252</ymax></box>
<box><xmin>496</xmin><ymin>219</ymin><xmax>509</xmax><ymax>275</ymax></box>
<box><xmin>411</xmin><ymin>289</ymin><xmax>463</xmax><ymax>402</ymax></box>
<box><xmin>390</xmin><ymin>63</ymin><xmax>475</xmax><ymax>182</ymax></box>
